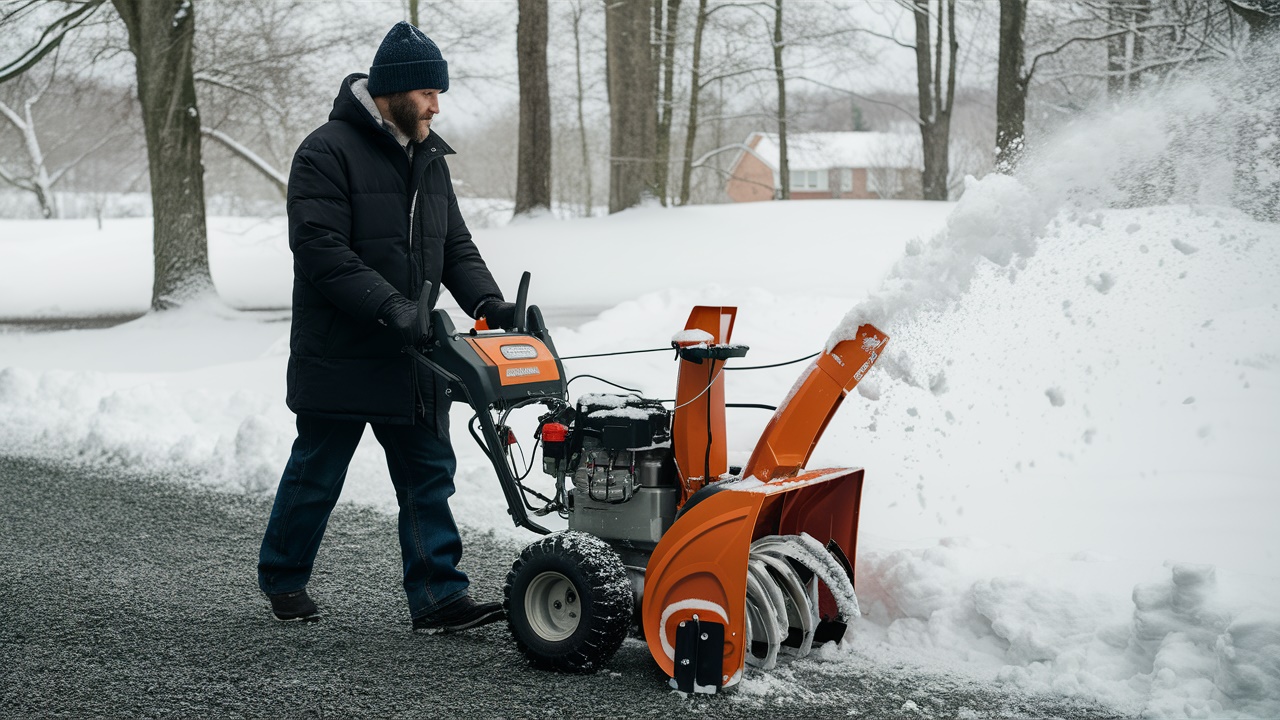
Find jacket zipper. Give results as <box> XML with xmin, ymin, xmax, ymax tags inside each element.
<box><xmin>409</xmin><ymin>189</ymin><xmax>418</xmax><ymax>257</ymax></box>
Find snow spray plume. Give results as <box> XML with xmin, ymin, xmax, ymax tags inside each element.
<box><xmin>828</xmin><ymin>56</ymin><xmax>1280</xmax><ymax>357</ymax></box>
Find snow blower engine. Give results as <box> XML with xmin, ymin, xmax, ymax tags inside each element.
<box><xmin>408</xmin><ymin>272</ymin><xmax>888</xmax><ymax>694</ymax></box>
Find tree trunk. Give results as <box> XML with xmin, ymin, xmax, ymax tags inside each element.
<box><xmin>515</xmin><ymin>0</ymin><xmax>551</xmax><ymax>216</ymax></box>
<box><xmin>408</xmin><ymin>0</ymin><xmax>419</xmax><ymax>27</ymax></box>
<box><xmin>571</xmin><ymin>1</ymin><xmax>593</xmax><ymax>216</ymax></box>
<box><xmin>995</xmin><ymin>0</ymin><xmax>1027</xmax><ymax>169</ymax></box>
<box><xmin>678</xmin><ymin>0</ymin><xmax>708</xmax><ymax>206</ymax></box>
<box><xmin>1131</xmin><ymin>0</ymin><xmax>1150</xmax><ymax>88</ymax></box>
<box><xmin>606</xmin><ymin>0</ymin><xmax>655</xmax><ymax>213</ymax></box>
<box><xmin>0</xmin><ymin>96</ymin><xmax>57</xmax><ymax>219</ymax></box>
<box><xmin>913</xmin><ymin>0</ymin><xmax>954</xmax><ymax>201</ymax></box>
<box><xmin>773</xmin><ymin>0</ymin><xmax>788</xmax><ymax>200</ymax></box>
<box><xmin>655</xmin><ymin>0</ymin><xmax>681</xmax><ymax>206</ymax></box>
<box><xmin>112</xmin><ymin>0</ymin><xmax>212</xmax><ymax>310</ymax></box>
<box><xmin>1107</xmin><ymin>0</ymin><xmax>1128</xmax><ymax>97</ymax></box>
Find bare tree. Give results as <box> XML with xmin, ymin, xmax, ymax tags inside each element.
<box><xmin>771</xmin><ymin>0</ymin><xmax>789</xmax><ymax>200</ymax></box>
<box><xmin>1</xmin><ymin>65</ymin><xmax>62</xmax><ymax>217</ymax></box>
<box><xmin>570</xmin><ymin>0</ymin><xmax>594</xmax><ymax>216</ymax></box>
<box><xmin>996</xmin><ymin>0</ymin><xmax>1027</xmax><ymax>168</ymax></box>
<box><xmin>606</xmin><ymin>0</ymin><xmax>656</xmax><ymax>213</ymax></box>
<box><xmin>112</xmin><ymin>0</ymin><xmax>211</xmax><ymax>308</ymax></box>
<box><xmin>0</xmin><ymin>69</ymin><xmax>118</xmax><ymax>218</ymax></box>
<box><xmin>515</xmin><ymin>0</ymin><xmax>551</xmax><ymax>215</ymax></box>
<box><xmin>653</xmin><ymin>0</ymin><xmax>682</xmax><ymax>205</ymax></box>
<box><xmin>678</xmin><ymin>0</ymin><xmax>709</xmax><ymax>206</ymax></box>
<box><xmin>2</xmin><ymin>0</ymin><xmax>212</xmax><ymax>308</ymax></box>
<box><xmin>910</xmin><ymin>0</ymin><xmax>958</xmax><ymax>201</ymax></box>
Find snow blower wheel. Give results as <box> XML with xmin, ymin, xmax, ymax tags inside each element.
<box><xmin>504</xmin><ymin>532</ymin><xmax>633</xmax><ymax>673</ymax></box>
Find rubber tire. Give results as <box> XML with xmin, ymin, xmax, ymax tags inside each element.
<box><xmin>504</xmin><ymin>531</ymin><xmax>633</xmax><ymax>673</ymax></box>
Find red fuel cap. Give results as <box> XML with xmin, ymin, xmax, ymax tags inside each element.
<box><xmin>541</xmin><ymin>422</ymin><xmax>568</xmax><ymax>443</ymax></box>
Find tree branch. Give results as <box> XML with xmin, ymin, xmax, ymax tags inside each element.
<box><xmin>200</xmin><ymin>126</ymin><xmax>288</xmax><ymax>196</ymax></box>
<box><xmin>193</xmin><ymin>72</ymin><xmax>287</xmax><ymax>118</ymax></box>
<box><xmin>697</xmin><ymin>64</ymin><xmax>774</xmax><ymax>90</ymax></box>
<box><xmin>690</xmin><ymin>141</ymin><xmax>760</xmax><ymax>168</ymax></box>
<box><xmin>1026</xmin><ymin>22</ymin><xmax>1187</xmax><ymax>80</ymax></box>
<box><xmin>0</xmin><ymin>0</ymin><xmax>106</xmax><ymax>85</ymax></box>
<box><xmin>0</xmin><ymin>161</ymin><xmax>34</xmax><ymax>191</ymax></box>
<box><xmin>791</xmin><ymin>75</ymin><xmax>923</xmax><ymax>125</ymax></box>
<box><xmin>48</xmin><ymin>131</ymin><xmax>120</xmax><ymax>186</ymax></box>
<box><xmin>0</xmin><ymin>98</ymin><xmax>26</xmax><ymax>130</ymax></box>
<box><xmin>1038</xmin><ymin>55</ymin><xmax>1219</xmax><ymax>83</ymax></box>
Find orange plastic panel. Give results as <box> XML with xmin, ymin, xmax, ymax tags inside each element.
<box><xmin>643</xmin><ymin>468</ymin><xmax>866</xmax><ymax>688</ymax></box>
<box><xmin>464</xmin><ymin>336</ymin><xmax>561</xmax><ymax>386</ymax></box>
<box><xmin>642</xmin><ymin>489</ymin><xmax>760</xmax><ymax>685</ymax></box>
<box><xmin>671</xmin><ymin>306</ymin><xmax>736</xmax><ymax>503</ymax></box>
<box><xmin>742</xmin><ymin>324</ymin><xmax>887</xmax><ymax>481</ymax></box>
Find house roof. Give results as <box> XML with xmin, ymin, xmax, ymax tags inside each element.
<box><xmin>746</xmin><ymin>131</ymin><xmax>923</xmax><ymax>172</ymax></box>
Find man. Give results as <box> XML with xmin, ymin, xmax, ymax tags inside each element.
<box><xmin>257</xmin><ymin>22</ymin><xmax>520</xmax><ymax>633</ymax></box>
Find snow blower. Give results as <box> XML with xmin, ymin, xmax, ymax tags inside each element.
<box><xmin>408</xmin><ymin>272</ymin><xmax>887</xmax><ymax>693</ymax></box>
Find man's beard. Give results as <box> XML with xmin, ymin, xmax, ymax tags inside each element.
<box><xmin>386</xmin><ymin>93</ymin><xmax>430</xmax><ymax>143</ymax></box>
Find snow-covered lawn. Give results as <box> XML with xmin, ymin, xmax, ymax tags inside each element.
<box><xmin>2</xmin><ymin>75</ymin><xmax>1278</xmax><ymax>717</ymax></box>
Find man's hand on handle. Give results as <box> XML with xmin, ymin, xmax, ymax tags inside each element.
<box><xmin>378</xmin><ymin>294</ymin><xmax>421</xmax><ymax>347</ymax></box>
<box><xmin>477</xmin><ymin>300</ymin><xmax>519</xmax><ymax>331</ymax></box>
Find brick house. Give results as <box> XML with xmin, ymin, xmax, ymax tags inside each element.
<box><xmin>725</xmin><ymin>131</ymin><xmax>923</xmax><ymax>202</ymax></box>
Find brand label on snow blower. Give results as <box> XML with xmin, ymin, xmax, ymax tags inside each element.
<box><xmin>500</xmin><ymin>344</ymin><xmax>538</xmax><ymax>360</ymax></box>
<box><xmin>853</xmin><ymin>349</ymin><xmax>879</xmax><ymax>382</ymax></box>
<box><xmin>506</xmin><ymin>367</ymin><xmax>541</xmax><ymax>378</ymax></box>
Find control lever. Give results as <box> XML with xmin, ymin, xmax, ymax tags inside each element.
<box><xmin>417</xmin><ymin>281</ymin><xmax>433</xmax><ymax>346</ymax></box>
<box><xmin>514</xmin><ymin>271</ymin><xmax>530</xmax><ymax>334</ymax></box>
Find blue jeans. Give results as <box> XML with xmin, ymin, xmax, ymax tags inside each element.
<box><xmin>257</xmin><ymin>414</ymin><xmax>469</xmax><ymax>619</ymax></box>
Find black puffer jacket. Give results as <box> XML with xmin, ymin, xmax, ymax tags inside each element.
<box><xmin>285</xmin><ymin>73</ymin><xmax>501</xmax><ymax>427</ymax></box>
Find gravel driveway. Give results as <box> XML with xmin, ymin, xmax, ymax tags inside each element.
<box><xmin>0</xmin><ymin>456</ymin><xmax>1122</xmax><ymax>718</ymax></box>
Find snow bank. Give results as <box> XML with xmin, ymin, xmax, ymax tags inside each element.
<box><xmin>841</xmin><ymin>541</ymin><xmax>1280</xmax><ymax>719</ymax></box>
<box><xmin>800</xmin><ymin>65</ymin><xmax>1280</xmax><ymax>718</ymax></box>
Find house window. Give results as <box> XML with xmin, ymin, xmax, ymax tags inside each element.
<box><xmin>840</xmin><ymin>169</ymin><xmax>853</xmax><ymax>192</ymax></box>
<box><xmin>867</xmin><ymin>168</ymin><xmax>904</xmax><ymax>197</ymax></box>
<box><xmin>790</xmin><ymin>170</ymin><xmax>826</xmax><ymax>191</ymax></box>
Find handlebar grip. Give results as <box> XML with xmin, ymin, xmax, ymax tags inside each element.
<box><xmin>514</xmin><ymin>271</ymin><xmax>530</xmax><ymax>333</ymax></box>
<box><xmin>417</xmin><ymin>281</ymin><xmax>433</xmax><ymax>341</ymax></box>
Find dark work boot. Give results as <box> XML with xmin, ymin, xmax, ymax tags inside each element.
<box><xmin>268</xmin><ymin>589</ymin><xmax>320</xmax><ymax>622</ymax></box>
<box><xmin>412</xmin><ymin>595</ymin><xmax>504</xmax><ymax>634</ymax></box>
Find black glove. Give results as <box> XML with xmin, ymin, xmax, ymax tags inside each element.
<box><xmin>478</xmin><ymin>300</ymin><xmax>519</xmax><ymax>331</ymax></box>
<box><xmin>378</xmin><ymin>294</ymin><xmax>420</xmax><ymax>347</ymax></box>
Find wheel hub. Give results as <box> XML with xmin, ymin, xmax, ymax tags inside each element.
<box><xmin>525</xmin><ymin>570</ymin><xmax>580</xmax><ymax>641</ymax></box>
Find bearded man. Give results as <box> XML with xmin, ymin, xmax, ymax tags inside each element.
<box><xmin>256</xmin><ymin>22</ymin><xmax>519</xmax><ymax>632</ymax></box>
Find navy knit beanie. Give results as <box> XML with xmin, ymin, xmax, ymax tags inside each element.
<box><xmin>368</xmin><ymin>21</ymin><xmax>449</xmax><ymax>96</ymax></box>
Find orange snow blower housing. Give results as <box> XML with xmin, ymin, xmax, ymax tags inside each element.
<box><xmin>643</xmin><ymin>306</ymin><xmax>886</xmax><ymax>691</ymax></box>
<box><xmin>411</xmin><ymin>274</ymin><xmax>887</xmax><ymax>694</ymax></box>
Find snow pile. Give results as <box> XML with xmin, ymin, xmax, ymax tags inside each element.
<box><xmin>0</xmin><ymin>298</ymin><xmax>295</xmax><ymax>493</ymax></box>
<box><xmin>800</xmin><ymin>66</ymin><xmax>1280</xmax><ymax>718</ymax></box>
<box><xmin>847</xmin><ymin>540</ymin><xmax>1280</xmax><ymax>718</ymax></box>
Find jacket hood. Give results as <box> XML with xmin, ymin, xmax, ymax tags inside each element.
<box><xmin>328</xmin><ymin>73</ymin><xmax>455</xmax><ymax>155</ymax></box>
